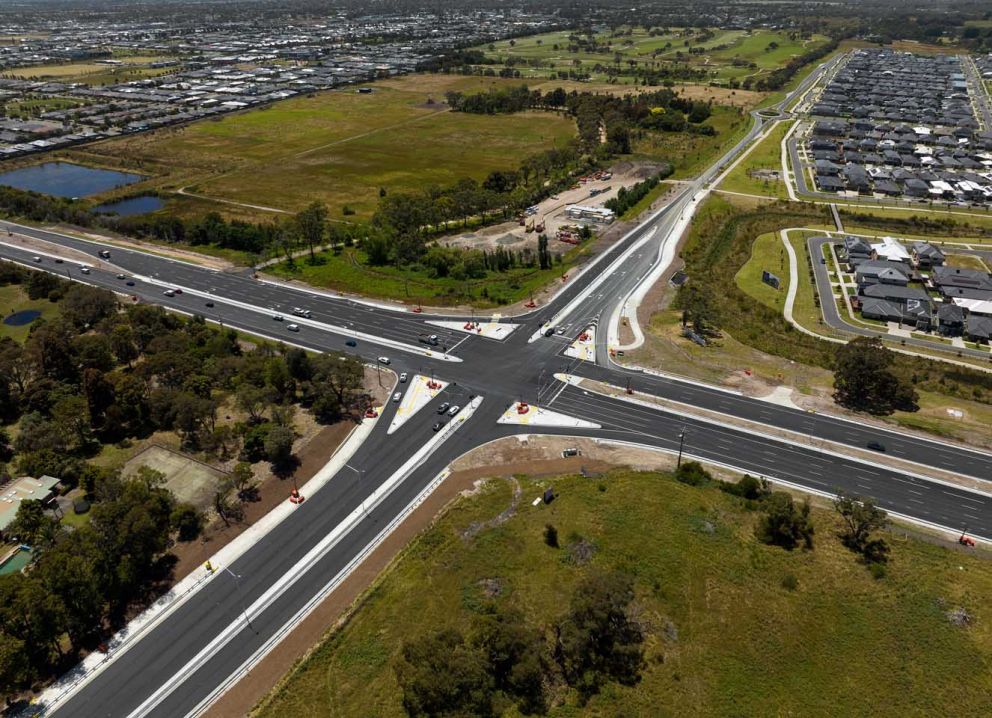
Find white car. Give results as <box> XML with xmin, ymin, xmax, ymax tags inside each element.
<box><xmin>32</xmin><ymin>256</ymin><xmax>41</xmax><ymax>262</ymax></box>
<box><xmin>399</xmin><ymin>372</ymin><xmax>408</xmax><ymax>383</ymax></box>
<box><xmin>116</xmin><ymin>274</ymin><xmax>126</xmax><ymax>280</ymax></box>
<box><xmin>272</xmin><ymin>314</ymin><xmax>283</xmax><ymax>321</ymax></box>
<box><xmin>287</xmin><ymin>323</ymin><xmax>300</xmax><ymax>332</ymax></box>
<box><xmin>163</xmin><ymin>289</ymin><xmax>175</xmax><ymax>297</ymax></box>
<box><xmin>79</xmin><ymin>266</ymin><xmax>91</xmax><ymax>274</ymax></box>
<box><xmin>378</xmin><ymin>356</ymin><xmax>391</xmax><ymax>365</ymax></box>
<box><xmin>447</xmin><ymin>405</ymin><xmax>461</xmax><ymax>416</ymax></box>
<box><xmin>392</xmin><ymin>392</ymin><xmax>402</xmax><ymax>403</ymax></box>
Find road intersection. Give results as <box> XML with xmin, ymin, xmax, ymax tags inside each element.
<box><xmin>1</xmin><ymin>55</ymin><xmax>991</xmax><ymax>718</ymax></box>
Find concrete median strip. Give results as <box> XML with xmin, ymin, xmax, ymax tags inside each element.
<box><xmin>497</xmin><ymin>401</ymin><xmax>600</xmax><ymax>429</ymax></box>
<box><xmin>33</xmin><ymin>407</ymin><xmax>384</xmax><ymax>715</ymax></box>
<box><xmin>426</xmin><ymin>318</ymin><xmax>519</xmax><ymax>340</ymax></box>
<box><xmin>125</xmin><ymin>396</ymin><xmax>484</xmax><ymax>718</ymax></box>
<box><xmin>563</xmin><ymin>325</ymin><xmax>597</xmax><ymax>362</ymax></box>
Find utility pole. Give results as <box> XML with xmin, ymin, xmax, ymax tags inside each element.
<box><xmin>225</xmin><ymin>567</ymin><xmax>256</xmax><ymax>634</ymax></box>
<box><xmin>677</xmin><ymin>426</ymin><xmax>687</xmax><ymax>469</ymax></box>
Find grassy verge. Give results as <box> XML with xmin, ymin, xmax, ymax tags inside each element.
<box><xmin>254</xmin><ymin>468</ymin><xmax>992</xmax><ymax>718</ymax></box>
<box><xmin>266</xmin><ymin>245</ymin><xmax>589</xmax><ymax>308</ymax></box>
<box><xmin>719</xmin><ymin>120</ymin><xmax>792</xmax><ymax>199</ymax></box>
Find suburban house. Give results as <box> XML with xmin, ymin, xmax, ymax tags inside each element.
<box><xmin>937</xmin><ymin>302</ymin><xmax>966</xmax><ymax>336</ymax></box>
<box><xmin>860</xmin><ymin>283</ymin><xmax>930</xmax><ymax>304</ymax></box>
<box><xmin>911</xmin><ymin>241</ymin><xmax>945</xmax><ymax>269</ymax></box>
<box><xmin>932</xmin><ymin>266</ymin><xmax>992</xmax><ymax>292</ymax></box>
<box><xmin>966</xmin><ymin>313</ymin><xmax>992</xmax><ymax>343</ymax></box>
<box><xmin>855</xmin><ymin>259</ymin><xmax>912</xmax><ymax>288</ymax></box>
<box><xmin>861</xmin><ymin>297</ymin><xmax>906</xmax><ymax>323</ymax></box>
<box><xmin>871</xmin><ymin>236</ymin><xmax>912</xmax><ymax>264</ymax></box>
<box><xmin>0</xmin><ymin>475</ymin><xmax>60</xmax><ymax>537</ymax></box>
<box><xmin>842</xmin><ymin>235</ymin><xmax>873</xmax><ymax>266</ymax></box>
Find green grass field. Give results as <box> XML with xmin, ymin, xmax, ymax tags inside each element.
<box><xmin>633</xmin><ymin>104</ymin><xmax>750</xmax><ymax>179</ymax></box>
<box><xmin>475</xmin><ymin>27</ymin><xmax>830</xmax><ymax>87</ymax></box>
<box><xmin>6</xmin><ymin>57</ymin><xmax>175</xmax><ymax>85</ymax></box>
<box><xmin>254</xmin><ymin>468</ymin><xmax>992</xmax><ymax>718</ymax></box>
<box><xmin>719</xmin><ymin>119</ymin><xmax>793</xmax><ymax>198</ymax></box>
<box><xmin>267</xmin><ymin>244</ymin><xmax>588</xmax><ymax>308</ymax></box>
<box><xmin>0</xmin><ymin>283</ymin><xmax>59</xmax><ymax>343</ymax></box>
<box><xmin>78</xmin><ymin>74</ymin><xmax>577</xmax><ymax>219</ymax></box>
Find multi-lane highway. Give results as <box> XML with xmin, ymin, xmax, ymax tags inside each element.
<box><xmin>2</xmin><ymin>54</ymin><xmax>990</xmax><ymax>718</ymax></box>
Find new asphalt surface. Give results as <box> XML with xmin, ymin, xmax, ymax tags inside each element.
<box><xmin>1</xmin><ymin>54</ymin><xmax>990</xmax><ymax>718</ymax></box>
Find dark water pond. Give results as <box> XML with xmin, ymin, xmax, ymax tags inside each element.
<box><xmin>0</xmin><ymin>162</ymin><xmax>146</xmax><ymax>198</ymax></box>
<box><xmin>3</xmin><ymin>309</ymin><xmax>41</xmax><ymax>326</ymax></box>
<box><xmin>92</xmin><ymin>195</ymin><xmax>165</xmax><ymax>216</ymax></box>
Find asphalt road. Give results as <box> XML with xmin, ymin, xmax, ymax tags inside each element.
<box><xmin>2</xmin><ymin>53</ymin><xmax>990</xmax><ymax>718</ymax></box>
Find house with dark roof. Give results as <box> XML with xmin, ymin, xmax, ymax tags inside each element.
<box><xmin>911</xmin><ymin>242</ymin><xmax>945</xmax><ymax>269</ymax></box>
<box><xmin>816</xmin><ymin>175</ymin><xmax>845</xmax><ymax>192</ymax></box>
<box><xmin>842</xmin><ymin>236</ymin><xmax>873</xmax><ymax>267</ymax></box>
<box><xmin>932</xmin><ymin>266</ymin><xmax>992</xmax><ymax>292</ymax></box>
<box><xmin>855</xmin><ymin>260</ymin><xmax>912</xmax><ymax>288</ymax></box>
<box><xmin>860</xmin><ymin>283</ymin><xmax>930</xmax><ymax>304</ymax></box>
<box><xmin>860</xmin><ymin>297</ymin><xmax>905</xmax><ymax>323</ymax></box>
<box><xmin>966</xmin><ymin>313</ymin><xmax>992</xmax><ymax>343</ymax></box>
<box><xmin>937</xmin><ymin>302</ymin><xmax>965</xmax><ymax>336</ymax></box>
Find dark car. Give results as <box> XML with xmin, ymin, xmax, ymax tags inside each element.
<box><xmin>126</xmin><ymin>280</ymin><xmax>135</xmax><ymax>286</ymax></box>
<box><xmin>205</xmin><ymin>301</ymin><xmax>214</xmax><ymax>308</ymax></box>
<box><xmin>174</xmin><ymin>288</ymin><xmax>183</xmax><ymax>295</ymax></box>
<box><xmin>345</xmin><ymin>339</ymin><xmax>357</xmax><ymax>347</ymax></box>
<box><xmin>437</xmin><ymin>402</ymin><xmax>450</xmax><ymax>414</ymax></box>
<box><xmin>432</xmin><ymin>421</ymin><xmax>444</xmax><ymax>432</ymax></box>
<box><xmin>867</xmin><ymin>441</ymin><xmax>885</xmax><ymax>452</ymax></box>
<box><xmin>544</xmin><ymin>327</ymin><xmax>555</xmax><ymax>337</ymax></box>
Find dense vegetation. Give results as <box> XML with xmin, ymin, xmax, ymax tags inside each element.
<box><xmin>0</xmin><ymin>263</ymin><xmax>367</xmax><ymax>698</ymax></box>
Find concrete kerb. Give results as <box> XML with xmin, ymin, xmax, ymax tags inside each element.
<box><xmin>132</xmin><ymin>396</ymin><xmax>485</xmax><ymax>718</ymax></box>
<box><xmin>563</xmin><ymin>373</ymin><xmax>992</xmax><ymax>490</ymax></box>
<box><xmin>32</xmin><ymin>411</ymin><xmax>381</xmax><ymax>716</ymax></box>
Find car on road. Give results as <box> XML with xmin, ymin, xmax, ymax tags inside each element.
<box><xmin>116</xmin><ymin>273</ymin><xmax>126</xmax><ymax>279</ymax></box>
<box><xmin>867</xmin><ymin>441</ymin><xmax>886</xmax><ymax>452</ymax></box>
<box><xmin>292</xmin><ymin>307</ymin><xmax>311</xmax><ymax>318</ymax></box>
<box><xmin>287</xmin><ymin>323</ymin><xmax>300</xmax><ymax>332</ymax></box>
<box><xmin>205</xmin><ymin>301</ymin><xmax>214</xmax><ymax>308</ymax></box>
<box><xmin>432</xmin><ymin>421</ymin><xmax>444</xmax><ymax>432</ymax></box>
<box><xmin>126</xmin><ymin>280</ymin><xmax>135</xmax><ymax>286</ymax></box>
<box><xmin>392</xmin><ymin>392</ymin><xmax>402</xmax><ymax>403</ymax></box>
<box><xmin>399</xmin><ymin>372</ymin><xmax>408</xmax><ymax>383</ymax></box>
<box><xmin>378</xmin><ymin>356</ymin><xmax>390</xmax><ymax>365</ymax></box>
<box><xmin>437</xmin><ymin>402</ymin><xmax>450</xmax><ymax>414</ymax></box>
<box><xmin>544</xmin><ymin>327</ymin><xmax>555</xmax><ymax>337</ymax></box>
<box><xmin>447</xmin><ymin>405</ymin><xmax>461</xmax><ymax>416</ymax></box>
<box><xmin>173</xmin><ymin>288</ymin><xmax>182</xmax><ymax>294</ymax></box>
<box><xmin>54</xmin><ymin>258</ymin><xmax>63</xmax><ymax>264</ymax></box>
<box><xmin>556</xmin><ymin>326</ymin><xmax>566</xmax><ymax>335</ymax></box>
<box><xmin>163</xmin><ymin>289</ymin><xmax>175</xmax><ymax>297</ymax></box>
<box><xmin>345</xmin><ymin>339</ymin><xmax>357</xmax><ymax>347</ymax></box>
<box><xmin>32</xmin><ymin>256</ymin><xmax>41</xmax><ymax>262</ymax></box>
<box><xmin>272</xmin><ymin>314</ymin><xmax>283</xmax><ymax>321</ymax></box>
<box><xmin>79</xmin><ymin>266</ymin><xmax>91</xmax><ymax>274</ymax></box>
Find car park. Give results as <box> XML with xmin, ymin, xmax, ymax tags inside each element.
<box><xmin>287</xmin><ymin>323</ymin><xmax>300</xmax><ymax>332</ymax></box>
<box><xmin>399</xmin><ymin>372</ymin><xmax>408</xmax><ymax>383</ymax></box>
<box><xmin>437</xmin><ymin>402</ymin><xmax>450</xmax><ymax>414</ymax></box>
<box><xmin>447</xmin><ymin>405</ymin><xmax>460</xmax><ymax>416</ymax></box>
<box><xmin>867</xmin><ymin>441</ymin><xmax>886</xmax><ymax>452</ymax></box>
<box><xmin>378</xmin><ymin>356</ymin><xmax>390</xmax><ymax>365</ymax></box>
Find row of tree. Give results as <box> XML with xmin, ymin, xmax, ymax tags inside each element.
<box><xmin>396</xmin><ymin>570</ymin><xmax>643</xmax><ymax>716</ymax></box>
<box><xmin>604</xmin><ymin>170</ymin><xmax>670</xmax><ymax>217</ymax></box>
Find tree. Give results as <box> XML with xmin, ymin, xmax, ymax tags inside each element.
<box><xmin>59</xmin><ymin>284</ymin><xmax>117</xmax><ymax>329</ymax></box>
<box><xmin>296</xmin><ymin>201</ymin><xmax>328</xmax><ymax>263</ymax></box>
<box><xmin>556</xmin><ymin>570</ymin><xmax>644</xmax><ymax>701</ymax></box>
<box><xmin>6</xmin><ymin>499</ymin><xmax>61</xmax><ymax>550</ymax></box>
<box><xmin>170</xmin><ymin>503</ymin><xmax>204</xmax><ymax>542</ymax></box>
<box><xmin>395</xmin><ymin>628</ymin><xmax>495</xmax><ymax>718</ymax></box>
<box><xmin>236</xmin><ymin>383</ymin><xmax>270</xmax><ymax>424</ymax></box>
<box><xmin>0</xmin><ymin>633</ymin><xmax>28</xmax><ymax>698</ymax></box>
<box><xmin>34</xmin><ymin>531</ymin><xmax>105</xmax><ymax>649</ymax></box>
<box><xmin>833</xmin><ymin>337</ymin><xmax>918</xmax><ymax>415</ymax></box>
<box><xmin>264</xmin><ymin>425</ymin><xmax>295</xmax><ymax>468</ymax></box>
<box><xmin>676</xmin><ymin>283</ymin><xmax>717</xmax><ymax>333</ymax></box>
<box><xmin>834</xmin><ymin>491</ymin><xmax>889</xmax><ymax>562</ymax></box>
<box><xmin>230</xmin><ymin>461</ymin><xmax>258</xmax><ymax>500</ymax></box>
<box><xmin>0</xmin><ymin>573</ymin><xmax>67</xmax><ymax>670</ymax></box>
<box><xmin>756</xmin><ymin>492</ymin><xmax>815</xmax><ymax>550</ymax></box>
<box><xmin>471</xmin><ymin>604</ymin><xmax>546</xmax><ymax>713</ymax></box>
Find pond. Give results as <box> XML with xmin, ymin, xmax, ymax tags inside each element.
<box><xmin>0</xmin><ymin>161</ymin><xmax>146</xmax><ymax>198</ymax></box>
<box><xmin>92</xmin><ymin>195</ymin><xmax>165</xmax><ymax>216</ymax></box>
<box><xmin>3</xmin><ymin>309</ymin><xmax>41</xmax><ymax>326</ymax></box>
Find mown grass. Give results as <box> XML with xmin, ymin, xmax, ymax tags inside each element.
<box><xmin>734</xmin><ymin>230</ymin><xmax>789</xmax><ymax>312</ymax></box>
<box><xmin>79</xmin><ymin>74</ymin><xmax>577</xmax><ymax>218</ymax></box>
<box><xmin>719</xmin><ymin>119</ymin><xmax>792</xmax><ymax>198</ymax></box>
<box><xmin>0</xmin><ymin>283</ymin><xmax>60</xmax><ymax>343</ymax></box>
<box><xmin>254</xmin><ymin>468</ymin><xmax>992</xmax><ymax>718</ymax></box>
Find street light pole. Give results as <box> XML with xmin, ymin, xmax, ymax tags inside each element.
<box><xmin>224</xmin><ymin>567</ymin><xmax>256</xmax><ymax>634</ymax></box>
<box><xmin>677</xmin><ymin>426</ymin><xmax>686</xmax><ymax>469</ymax></box>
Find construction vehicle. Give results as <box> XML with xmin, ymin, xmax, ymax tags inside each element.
<box><xmin>419</xmin><ymin>333</ymin><xmax>439</xmax><ymax>346</ymax></box>
<box><xmin>525</xmin><ymin>218</ymin><xmax>535</xmax><ymax>233</ymax></box>
<box><xmin>959</xmin><ymin>530</ymin><xmax>976</xmax><ymax>547</ymax></box>
<box><xmin>534</xmin><ymin>219</ymin><xmax>545</xmax><ymax>233</ymax></box>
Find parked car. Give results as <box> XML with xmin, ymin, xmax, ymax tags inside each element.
<box><xmin>287</xmin><ymin>323</ymin><xmax>300</xmax><ymax>332</ymax></box>
<box><xmin>437</xmin><ymin>402</ymin><xmax>450</xmax><ymax>414</ymax></box>
<box><xmin>867</xmin><ymin>441</ymin><xmax>885</xmax><ymax>452</ymax></box>
<box><xmin>345</xmin><ymin>339</ymin><xmax>357</xmax><ymax>347</ymax></box>
<box><xmin>378</xmin><ymin>356</ymin><xmax>391</xmax><ymax>365</ymax></box>
<box><xmin>447</xmin><ymin>405</ymin><xmax>461</xmax><ymax>416</ymax></box>
<box><xmin>399</xmin><ymin>372</ymin><xmax>408</xmax><ymax>383</ymax></box>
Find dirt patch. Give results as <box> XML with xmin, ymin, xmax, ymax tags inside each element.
<box><xmin>124</xmin><ymin>445</ymin><xmax>226</xmax><ymax>511</ymax></box>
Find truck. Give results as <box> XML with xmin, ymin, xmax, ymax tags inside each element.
<box><xmin>419</xmin><ymin>333</ymin><xmax>439</xmax><ymax>346</ymax></box>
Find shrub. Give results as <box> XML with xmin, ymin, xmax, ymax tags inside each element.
<box><xmin>543</xmin><ymin>523</ymin><xmax>559</xmax><ymax>548</ymax></box>
<box><xmin>675</xmin><ymin>460</ymin><xmax>711</xmax><ymax>486</ymax></box>
<box><xmin>781</xmin><ymin>573</ymin><xmax>799</xmax><ymax>591</ymax></box>
<box><xmin>756</xmin><ymin>492</ymin><xmax>815</xmax><ymax>551</ymax></box>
